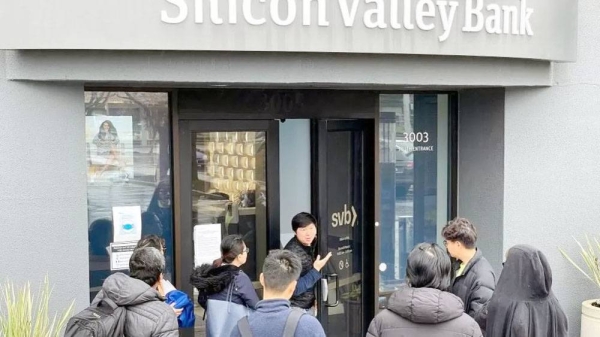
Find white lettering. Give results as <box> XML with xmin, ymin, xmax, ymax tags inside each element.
<box><xmin>210</xmin><ymin>0</ymin><xmax>223</xmax><ymax>24</ymax></box>
<box><xmin>160</xmin><ymin>0</ymin><xmax>535</xmax><ymax>41</ymax></box>
<box><xmin>520</xmin><ymin>0</ymin><xmax>534</xmax><ymax>35</ymax></box>
<box><xmin>485</xmin><ymin>4</ymin><xmax>502</xmax><ymax>34</ymax></box>
<box><xmin>463</xmin><ymin>0</ymin><xmax>484</xmax><ymax>32</ymax></box>
<box><xmin>402</xmin><ymin>0</ymin><xmax>415</xmax><ymax>30</ymax></box>
<box><xmin>364</xmin><ymin>0</ymin><xmax>387</xmax><ymax>29</ymax></box>
<box><xmin>195</xmin><ymin>0</ymin><xmax>203</xmax><ymax>23</ymax></box>
<box><xmin>161</xmin><ymin>0</ymin><xmax>188</xmax><ymax>23</ymax></box>
<box><xmin>243</xmin><ymin>0</ymin><xmax>266</xmax><ymax>25</ymax></box>
<box><xmin>338</xmin><ymin>0</ymin><xmax>360</xmax><ymax>27</ymax></box>
<box><xmin>437</xmin><ymin>1</ymin><xmax>458</xmax><ymax>42</ymax></box>
<box><xmin>229</xmin><ymin>0</ymin><xmax>237</xmax><ymax>23</ymax></box>
<box><xmin>271</xmin><ymin>0</ymin><xmax>297</xmax><ymax>26</ymax></box>
<box><xmin>415</xmin><ymin>0</ymin><xmax>435</xmax><ymax>31</ymax></box>
<box><xmin>303</xmin><ymin>0</ymin><xmax>330</xmax><ymax>26</ymax></box>
<box><xmin>390</xmin><ymin>0</ymin><xmax>402</xmax><ymax>29</ymax></box>
<box><xmin>332</xmin><ymin>213</ymin><xmax>339</xmax><ymax>227</ymax></box>
<box><xmin>502</xmin><ymin>5</ymin><xmax>518</xmax><ymax>34</ymax></box>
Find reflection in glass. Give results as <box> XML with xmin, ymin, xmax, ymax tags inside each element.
<box><xmin>86</xmin><ymin>92</ymin><xmax>173</xmax><ymax>302</ymax></box>
<box><xmin>378</xmin><ymin>94</ymin><xmax>449</xmax><ymax>306</ymax></box>
<box><xmin>191</xmin><ymin>131</ymin><xmax>267</xmax><ymax>336</ymax></box>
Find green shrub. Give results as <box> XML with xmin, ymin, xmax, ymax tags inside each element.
<box><xmin>0</xmin><ymin>276</ymin><xmax>73</xmax><ymax>337</ymax></box>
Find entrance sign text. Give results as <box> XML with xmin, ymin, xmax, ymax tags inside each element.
<box><xmin>162</xmin><ymin>0</ymin><xmax>534</xmax><ymax>42</ymax></box>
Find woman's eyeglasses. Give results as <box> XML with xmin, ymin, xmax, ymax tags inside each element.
<box><xmin>243</xmin><ymin>248</ymin><xmax>250</xmax><ymax>254</ymax></box>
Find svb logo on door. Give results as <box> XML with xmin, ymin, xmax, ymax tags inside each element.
<box><xmin>331</xmin><ymin>204</ymin><xmax>357</xmax><ymax>228</ymax></box>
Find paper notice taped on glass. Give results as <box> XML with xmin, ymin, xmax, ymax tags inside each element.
<box><xmin>193</xmin><ymin>224</ymin><xmax>222</xmax><ymax>267</ymax></box>
<box><xmin>112</xmin><ymin>206</ymin><xmax>142</xmax><ymax>243</ymax></box>
<box><xmin>110</xmin><ymin>241</ymin><xmax>137</xmax><ymax>271</ymax></box>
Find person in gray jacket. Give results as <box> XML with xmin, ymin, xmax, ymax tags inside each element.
<box><xmin>92</xmin><ymin>247</ymin><xmax>179</xmax><ymax>337</ymax></box>
<box><xmin>367</xmin><ymin>243</ymin><xmax>482</xmax><ymax>337</ymax></box>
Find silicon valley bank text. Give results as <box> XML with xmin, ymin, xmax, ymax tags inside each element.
<box><xmin>161</xmin><ymin>0</ymin><xmax>534</xmax><ymax>42</ymax></box>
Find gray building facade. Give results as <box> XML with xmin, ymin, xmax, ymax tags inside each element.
<box><xmin>0</xmin><ymin>0</ymin><xmax>596</xmax><ymax>336</ymax></box>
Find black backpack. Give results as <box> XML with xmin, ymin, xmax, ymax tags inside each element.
<box><xmin>63</xmin><ymin>297</ymin><xmax>126</xmax><ymax>337</ymax></box>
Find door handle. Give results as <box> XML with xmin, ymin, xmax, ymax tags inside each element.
<box><xmin>324</xmin><ymin>273</ymin><xmax>339</xmax><ymax>307</ymax></box>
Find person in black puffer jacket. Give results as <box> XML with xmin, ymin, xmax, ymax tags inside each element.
<box><xmin>283</xmin><ymin>212</ymin><xmax>332</xmax><ymax>313</ymax></box>
<box><xmin>190</xmin><ymin>234</ymin><xmax>259</xmax><ymax>312</ymax></box>
<box><xmin>442</xmin><ymin>218</ymin><xmax>496</xmax><ymax>335</ymax></box>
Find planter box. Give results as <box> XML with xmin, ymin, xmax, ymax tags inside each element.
<box><xmin>581</xmin><ymin>299</ymin><xmax>600</xmax><ymax>337</ymax></box>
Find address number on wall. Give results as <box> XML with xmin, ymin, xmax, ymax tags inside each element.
<box><xmin>401</xmin><ymin>132</ymin><xmax>429</xmax><ymax>143</ymax></box>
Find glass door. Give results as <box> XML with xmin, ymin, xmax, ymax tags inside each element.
<box><xmin>177</xmin><ymin>120</ymin><xmax>279</xmax><ymax>337</ymax></box>
<box><xmin>314</xmin><ymin>120</ymin><xmax>375</xmax><ymax>337</ymax></box>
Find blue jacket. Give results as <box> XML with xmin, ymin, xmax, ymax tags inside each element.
<box><xmin>165</xmin><ymin>290</ymin><xmax>195</xmax><ymax>328</ymax></box>
<box><xmin>230</xmin><ymin>299</ymin><xmax>326</xmax><ymax>337</ymax></box>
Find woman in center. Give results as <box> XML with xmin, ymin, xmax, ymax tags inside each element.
<box><xmin>190</xmin><ymin>234</ymin><xmax>259</xmax><ymax>337</ymax></box>
<box><xmin>367</xmin><ymin>243</ymin><xmax>482</xmax><ymax>337</ymax></box>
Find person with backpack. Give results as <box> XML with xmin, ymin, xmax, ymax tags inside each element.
<box><xmin>230</xmin><ymin>249</ymin><xmax>326</xmax><ymax>337</ymax></box>
<box><xmin>64</xmin><ymin>247</ymin><xmax>178</xmax><ymax>337</ymax></box>
<box><xmin>136</xmin><ymin>234</ymin><xmax>195</xmax><ymax>328</ymax></box>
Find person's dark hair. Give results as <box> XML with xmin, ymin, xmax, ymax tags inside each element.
<box><xmin>213</xmin><ymin>234</ymin><xmax>245</xmax><ymax>267</ymax></box>
<box><xmin>291</xmin><ymin>212</ymin><xmax>317</xmax><ymax>232</ymax></box>
<box><xmin>406</xmin><ymin>243</ymin><xmax>452</xmax><ymax>291</ymax></box>
<box><xmin>441</xmin><ymin>217</ymin><xmax>478</xmax><ymax>249</ymax></box>
<box><xmin>262</xmin><ymin>249</ymin><xmax>302</xmax><ymax>293</ymax></box>
<box><xmin>98</xmin><ymin>120</ymin><xmax>118</xmax><ymax>137</ymax></box>
<box><xmin>136</xmin><ymin>234</ymin><xmax>166</xmax><ymax>253</ymax></box>
<box><xmin>129</xmin><ymin>247</ymin><xmax>165</xmax><ymax>286</ymax></box>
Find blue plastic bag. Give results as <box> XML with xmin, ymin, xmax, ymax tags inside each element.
<box><xmin>165</xmin><ymin>289</ymin><xmax>196</xmax><ymax>328</ymax></box>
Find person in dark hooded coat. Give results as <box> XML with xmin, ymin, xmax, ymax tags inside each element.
<box><xmin>485</xmin><ymin>244</ymin><xmax>568</xmax><ymax>337</ymax></box>
<box><xmin>367</xmin><ymin>243</ymin><xmax>482</xmax><ymax>337</ymax></box>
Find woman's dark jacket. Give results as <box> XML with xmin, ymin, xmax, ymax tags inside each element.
<box><xmin>485</xmin><ymin>245</ymin><xmax>568</xmax><ymax>337</ymax></box>
<box><xmin>284</xmin><ymin>236</ymin><xmax>317</xmax><ymax>309</ymax></box>
<box><xmin>451</xmin><ymin>248</ymin><xmax>496</xmax><ymax>333</ymax></box>
<box><xmin>367</xmin><ymin>285</ymin><xmax>483</xmax><ymax>337</ymax></box>
<box><xmin>190</xmin><ymin>264</ymin><xmax>259</xmax><ymax>309</ymax></box>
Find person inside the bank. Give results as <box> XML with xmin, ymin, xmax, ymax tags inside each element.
<box><xmin>283</xmin><ymin>212</ymin><xmax>332</xmax><ymax>315</ymax></box>
<box><xmin>442</xmin><ymin>217</ymin><xmax>496</xmax><ymax>334</ymax></box>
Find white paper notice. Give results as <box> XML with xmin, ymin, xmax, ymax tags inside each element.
<box><xmin>193</xmin><ymin>224</ymin><xmax>222</xmax><ymax>267</ymax></box>
<box><xmin>110</xmin><ymin>241</ymin><xmax>137</xmax><ymax>271</ymax></box>
<box><xmin>112</xmin><ymin>206</ymin><xmax>142</xmax><ymax>243</ymax></box>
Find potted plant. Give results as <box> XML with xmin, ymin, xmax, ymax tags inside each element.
<box><xmin>559</xmin><ymin>235</ymin><xmax>600</xmax><ymax>337</ymax></box>
<box><xmin>0</xmin><ymin>276</ymin><xmax>73</xmax><ymax>337</ymax></box>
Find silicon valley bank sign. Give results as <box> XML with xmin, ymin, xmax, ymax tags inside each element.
<box><xmin>161</xmin><ymin>0</ymin><xmax>534</xmax><ymax>42</ymax></box>
<box><xmin>0</xmin><ymin>0</ymin><xmax>577</xmax><ymax>61</ymax></box>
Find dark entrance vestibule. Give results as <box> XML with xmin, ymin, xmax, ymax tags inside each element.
<box><xmin>175</xmin><ymin>89</ymin><xmax>377</xmax><ymax>337</ymax></box>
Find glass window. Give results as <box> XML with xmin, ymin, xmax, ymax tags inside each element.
<box><xmin>189</xmin><ymin>130</ymin><xmax>267</xmax><ymax>335</ymax></box>
<box><xmin>378</xmin><ymin>94</ymin><xmax>450</xmax><ymax>299</ymax></box>
<box><xmin>86</xmin><ymin>92</ymin><xmax>172</xmax><ymax>302</ymax></box>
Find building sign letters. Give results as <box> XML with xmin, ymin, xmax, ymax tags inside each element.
<box><xmin>332</xmin><ymin>204</ymin><xmax>358</xmax><ymax>228</ymax></box>
<box><xmin>0</xmin><ymin>0</ymin><xmax>576</xmax><ymax>61</ymax></box>
<box><xmin>162</xmin><ymin>0</ymin><xmax>534</xmax><ymax>42</ymax></box>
